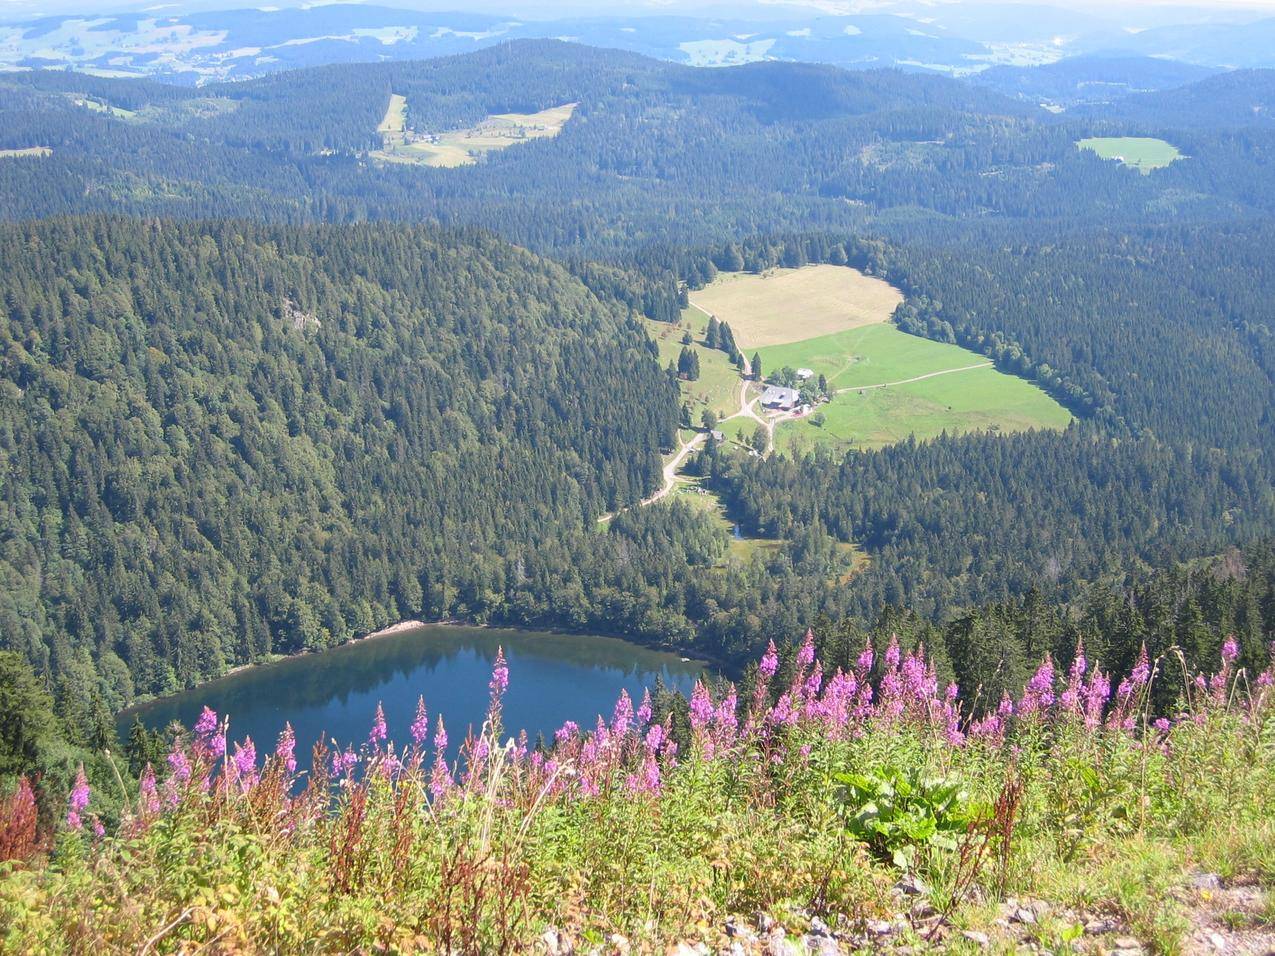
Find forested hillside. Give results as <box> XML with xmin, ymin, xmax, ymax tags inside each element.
<box><xmin>5</xmin><ymin>43</ymin><xmax>1274</xmax><ymax>249</ymax></box>
<box><xmin>0</xmin><ymin>217</ymin><xmax>677</xmax><ymax>707</ymax></box>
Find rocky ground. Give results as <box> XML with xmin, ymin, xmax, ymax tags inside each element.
<box><xmin>538</xmin><ymin>872</ymin><xmax>1273</xmax><ymax>955</ymax></box>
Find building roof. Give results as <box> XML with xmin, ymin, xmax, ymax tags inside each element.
<box><xmin>761</xmin><ymin>385</ymin><xmax>800</xmax><ymax>407</ymax></box>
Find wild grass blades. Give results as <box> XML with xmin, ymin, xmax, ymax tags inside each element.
<box><xmin>1</xmin><ymin>636</ymin><xmax>1272</xmax><ymax>952</ymax></box>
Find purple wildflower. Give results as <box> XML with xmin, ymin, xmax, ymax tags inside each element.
<box><xmin>275</xmin><ymin>723</ymin><xmax>297</xmax><ymax>775</ymax></box>
<box><xmin>331</xmin><ymin>747</ymin><xmax>359</xmax><ymax>778</ymax></box>
<box><xmin>688</xmin><ymin>681</ymin><xmax>714</xmax><ymax>731</ymax></box>
<box><xmin>193</xmin><ymin>706</ymin><xmax>218</xmax><ymax>740</ymax></box>
<box><xmin>554</xmin><ymin>720</ymin><xmax>579</xmax><ymax>745</ymax></box>
<box><xmin>232</xmin><ymin>737</ymin><xmax>258</xmax><ymax>788</ymax></box>
<box><xmin>66</xmin><ymin>765</ymin><xmax>90</xmax><ymax>831</ymax></box>
<box><xmin>856</xmin><ymin>640</ymin><xmax>874</xmax><ymax>674</ymax></box>
<box><xmin>166</xmin><ymin>745</ymin><xmax>191</xmax><ymax>784</ymax></box>
<box><xmin>759</xmin><ymin>640</ymin><xmax>779</xmax><ymax>679</ymax></box>
<box><xmin>1019</xmin><ymin>656</ymin><xmax>1056</xmax><ymax>716</ymax></box>
<box><xmin>636</xmin><ymin>689</ymin><xmax>653</xmax><ymax>726</ymax></box>
<box><xmin>369</xmin><ymin>702</ymin><xmax>388</xmax><ymax>748</ymax></box>
<box><xmin>410</xmin><ymin>696</ymin><xmax>429</xmax><ymax>748</ymax></box>
<box><xmin>612</xmin><ymin>689</ymin><xmax>633</xmax><ymax>739</ymax></box>
<box><xmin>489</xmin><ymin>647</ymin><xmax>509</xmax><ymax>697</ymax></box>
<box><xmin>796</xmin><ymin>629</ymin><xmax>816</xmax><ymax>670</ymax></box>
<box><xmin>884</xmin><ymin>634</ymin><xmax>901</xmax><ymax>670</ymax></box>
<box><xmin>1130</xmin><ymin>646</ymin><xmax>1151</xmax><ymax>687</ymax></box>
<box><xmin>645</xmin><ymin>723</ymin><xmax>665</xmax><ymax>754</ymax></box>
<box><xmin>139</xmin><ymin>764</ymin><xmax>160</xmax><ymax>815</ymax></box>
<box><xmin>1221</xmin><ymin>636</ymin><xmax>1240</xmax><ymax>665</ymax></box>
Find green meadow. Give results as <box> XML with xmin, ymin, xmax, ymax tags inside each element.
<box><xmin>1077</xmin><ymin>136</ymin><xmax>1182</xmax><ymax>172</ymax></box>
<box><xmin>758</xmin><ymin>324</ymin><xmax>1071</xmax><ymax>452</ymax></box>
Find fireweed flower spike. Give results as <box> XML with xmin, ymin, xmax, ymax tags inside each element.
<box><xmin>276</xmin><ymin>723</ymin><xmax>297</xmax><ymax>775</ymax></box>
<box><xmin>66</xmin><ymin>765</ymin><xmax>90</xmax><ymax>830</ymax></box>
<box><xmin>636</xmin><ymin>688</ymin><xmax>653</xmax><ymax>727</ymax></box>
<box><xmin>233</xmin><ymin>737</ymin><xmax>258</xmax><ymax>789</ymax></box>
<box><xmin>369</xmin><ymin>702</ymin><xmax>388</xmax><ymax>748</ymax></box>
<box><xmin>759</xmin><ymin>639</ymin><xmax>779</xmax><ymax>679</ymax></box>
<box><xmin>410</xmin><ymin>696</ymin><xmax>429</xmax><ymax>748</ymax></box>
<box><xmin>796</xmin><ymin>629</ymin><xmax>816</xmax><ymax>670</ymax></box>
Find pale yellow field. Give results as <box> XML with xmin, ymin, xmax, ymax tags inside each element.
<box><xmin>378</xmin><ymin>94</ymin><xmax>408</xmax><ymax>136</ymax></box>
<box><xmin>373</xmin><ymin>102</ymin><xmax>577</xmax><ymax>168</ymax></box>
<box><xmin>690</xmin><ymin>265</ymin><xmax>903</xmax><ymax>348</ymax></box>
<box><xmin>0</xmin><ymin>147</ymin><xmax>51</xmax><ymax>159</ymax></box>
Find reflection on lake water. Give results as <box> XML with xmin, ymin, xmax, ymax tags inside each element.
<box><xmin>120</xmin><ymin>626</ymin><xmax>705</xmax><ymax>768</ymax></box>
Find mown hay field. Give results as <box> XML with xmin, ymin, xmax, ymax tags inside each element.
<box><xmin>690</xmin><ymin>265</ymin><xmax>902</xmax><ymax>348</ymax></box>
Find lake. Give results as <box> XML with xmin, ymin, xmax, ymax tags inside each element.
<box><xmin>119</xmin><ymin>625</ymin><xmax>706</xmax><ymax>766</ymax></box>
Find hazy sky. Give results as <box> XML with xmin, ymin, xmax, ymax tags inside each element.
<box><xmin>1</xmin><ymin>0</ymin><xmax>1273</xmax><ymax>18</ymax></box>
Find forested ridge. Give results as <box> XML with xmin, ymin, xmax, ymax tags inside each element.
<box><xmin>0</xmin><ymin>217</ymin><xmax>676</xmax><ymax>707</ymax></box>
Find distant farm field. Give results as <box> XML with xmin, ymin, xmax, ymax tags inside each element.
<box><xmin>378</xmin><ymin>93</ymin><xmax>408</xmax><ymax>136</ymax></box>
<box><xmin>690</xmin><ymin>265</ymin><xmax>902</xmax><ymax>348</ymax></box>
<box><xmin>0</xmin><ymin>147</ymin><xmax>51</xmax><ymax>159</ymax></box>
<box><xmin>373</xmin><ymin>99</ymin><xmax>576</xmax><ymax>168</ymax></box>
<box><xmin>758</xmin><ymin>324</ymin><xmax>991</xmax><ymax>390</ymax></box>
<box><xmin>1077</xmin><ymin>136</ymin><xmax>1181</xmax><ymax>172</ymax></box>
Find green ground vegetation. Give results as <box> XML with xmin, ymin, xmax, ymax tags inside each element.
<box><xmin>2</xmin><ymin>648</ymin><xmax>1270</xmax><ymax>953</ymax></box>
<box><xmin>1077</xmin><ymin>136</ymin><xmax>1182</xmax><ymax>172</ymax></box>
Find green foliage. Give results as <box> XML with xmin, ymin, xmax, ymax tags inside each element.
<box><xmin>834</xmin><ymin>766</ymin><xmax>986</xmax><ymax>870</ymax></box>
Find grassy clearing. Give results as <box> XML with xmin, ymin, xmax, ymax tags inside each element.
<box><xmin>377</xmin><ymin>93</ymin><xmax>408</xmax><ymax>136</ymax></box>
<box><xmin>755</xmin><ymin>319</ymin><xmax>1071</xmax><ymax>452</ymax></box>
<box><xmin>647</xmin><ymin>307</ymin><xmax>741</xmax><ymax>423</ymax></box>
<box><xmin>691</xmin><ymin>265</ymin><xmax>902</xmax><ymax>348</ymax></box>
<box><xmin>72</xmin><ymin>96</ymin><xmax>136</xmax><ymax>120</ymax></box>
<box><xmin>1078</xmin><ymin>136</ymin><xmax>1182</xmax><ymax>172</ymax></box>
<box><xmin>777</xmin><ymin>361</ymin><xmax>1072</xmax><ymax>451</ymax></box>
<box><xmin>758</xmin><ymin>323</ymin><xmax>990</xmax><ymax>390</ymax></box>
<box><xmin>372</xmin><ymin>101</ymin><xmax>577</xmax><ymax>168</ymax></box>
<box><xmin>668</xmin><ymin>480</ymin><xmax>784</xmax><ymax>563</ymax></box>
<box><xmin>0</xmin><ymin>147</ymin><xmax>51</xmax><ymax>159</ymax></box>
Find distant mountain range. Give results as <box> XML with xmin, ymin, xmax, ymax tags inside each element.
<box><xmin>3</xmin><ymin>2</ymin><xmax>1275</xmax><ymax>86</ymax></box>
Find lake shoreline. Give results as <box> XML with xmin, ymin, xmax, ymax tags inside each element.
<box><xmin>117</xmin><ymin>617</ymin><xmax>721</xmax><ymax>721</ymax></box>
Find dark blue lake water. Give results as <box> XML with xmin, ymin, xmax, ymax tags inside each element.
<box><xmin>119</xmin><ymin>625</ymin><xmax>705</xmax><ymax>765</ymax></box>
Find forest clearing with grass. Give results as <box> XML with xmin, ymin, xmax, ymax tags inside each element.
<box><xmin>372</xmin><ymin>94</ymin><xmax>577</xmax><ymax>167</ymax></box>
<box><xmin>687</xmin><ymin>265</ymin><xmax>1072</xmax><ymax>453</ymax></box>
<box><xmin>1076</xmin><ymin>137</ymin><xmax>1183</xmax><ymax>172</ymax></box>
